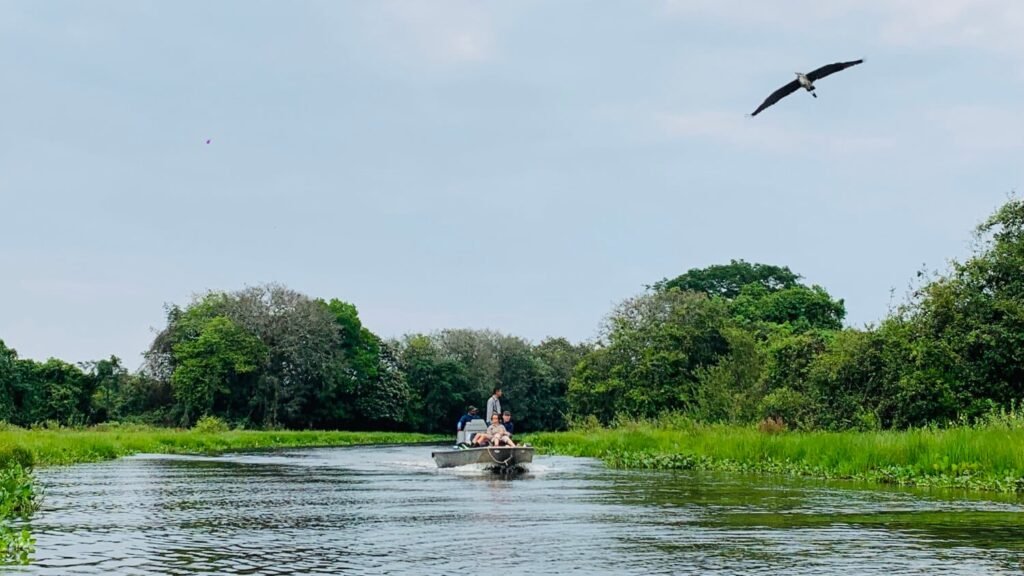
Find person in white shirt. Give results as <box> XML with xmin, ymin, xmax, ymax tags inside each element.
<box><xmin>485</xmin><ymin>387</ymin><xmax>503</xmax><ymax>423</ymax></box>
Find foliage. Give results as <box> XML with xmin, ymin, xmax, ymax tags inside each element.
<box><xmin>2</xmin><ymin>198</ymin><xmax>1024</xmax><ymax>441</ymax></box>
<box><xmin>171</xmin><ymin>316</ymin><xmax>267</xmax><ymax>426</ymax></box>
<box><xmin>569</xmin><ymin>289</ymin><xmax>732</xmax><ymax>423</ymax></box>
<box><xmin>731</xmin><ymin>283</ymin><xmax>846</xmax><ymax>332</ymax></box>
<box><xmin>192</xmin><ymin>415</ymin><xmax>230</xmax><ymax>433</ymax></box>
<box><xmin>0</xmin><ymin>464</ymin><xmax>37</xmax><ymax>565</ymax></box>
<box><xmin>655</xmin><ymin>259</ymin><xmax>800</xmax><ymax>298</ymax></box>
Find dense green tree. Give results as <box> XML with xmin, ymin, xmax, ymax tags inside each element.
<box><xmin>0</xmin><ymin>341</ymin><xmax>19</xmax><ymax>424</ymax></box>
<box><xmin>693</xmin><ymin>326</ymin><xmax>764</xmax><ymax>424</ymax></box>
<box><xmin>353</xmin><ymin>339</ymin><xmax>411</xmax><ymax>428</ymax></box>
<box><xmin>83</xmin><ymin>356</ymin><xmax>130</xmax><ymax>424</ymax></box>
<box><xmin>171</xmin><ymin>316</ymin><xmax>268</xmax><ymax>425</ymax></box>
<box><xmin>398</xmin><ymin>335</ymin><xmax>470</xmax><ymax>433</ymax></box>
<box><xmin>655</xmin><ymin>259</ymin><xmax>800</xmax><ymax>298</ymax></box>
<box><xmin>223</xmin><ymin>286</ymin><xmax>345</xmax><ymax>428</ymax></box>
<box><xmin>532</xmin><ymin>338</ymin><xmax>592</xmax><ymax>430</ymax></box>
<box><xmin>884</xmin><ymin>198</ymin><xmax>1024</xmax><ymax>424</ymax></box>
<box><xmin>569</xmin><ymin>289</ymin><xmax>732</xmax><ymax>423</ymax></box>
<box><xmin>732</xmin><ymin>284</ymin><xmax>846</xmax><ymax>332</ymax></box>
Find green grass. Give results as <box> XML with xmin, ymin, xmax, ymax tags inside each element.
<box><xmin>524</xmin><ymin>419</ymin><xmax>1024</xmax><ymax>493</ymax></box>
<box><xmin>0</xmin><ymin>424</ymin><xmax>445</xmax><ymax>468</ymax></box>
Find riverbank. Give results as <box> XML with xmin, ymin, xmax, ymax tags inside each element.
<box><xmin>0</xmin><ymin>425</ymin><xmax>445</xmax><ymax>468</ymax></box>
<box><xmin>525</xmin><ymin>421</ymin><xmax>1024</xmax><ymax>493</ymax></box>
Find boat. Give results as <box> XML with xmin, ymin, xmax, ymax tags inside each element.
<box><xmin>431</xmin><ymin>418</ymin><xmax>534</xmax><ymax>473</ymax></box>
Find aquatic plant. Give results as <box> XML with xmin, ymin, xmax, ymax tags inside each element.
<box><xmin>0</xmin><ymin>464</ymin><xmax>38</xmax><ymax>565</ymax></box>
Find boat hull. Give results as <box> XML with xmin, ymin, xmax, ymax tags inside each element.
<box><xmin>431</xmin><ymin>446</ymin><xmax>534</xmax><ymax>469</ymax></box>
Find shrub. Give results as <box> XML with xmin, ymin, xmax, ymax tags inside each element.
<box><xmin>758</xmin><ymin>387</ymin><xmax>816</xmax><ymax>430</ymax></box>
<box><xmin>757</xmin><ymin>417</ymin><xmax>787</xmax><ymax>434</ymax></box>
<box><xmin>192</xmin><ymin>415</ymin><xmax>229</xmax><ymax>434</ymax></box>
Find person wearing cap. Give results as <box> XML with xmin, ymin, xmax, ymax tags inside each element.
<box><xmin>457</xmin><ymin>405</ymin><xmax>480</xmax><ymax>432</ymax></box>
<box><xmin>501</xmin><ymin>411</ymin><xmax>514</xmax><ymax>436</ymax></box>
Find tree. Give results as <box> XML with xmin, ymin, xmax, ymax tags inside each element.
<box><xmin>888</xmin><ymin>198</ymin><xmax>1024</xmax><ymax>423</ymax></box>
<box><xmin>568</xmin><ymin>289</ymin><xmax>732</xmax><ymax>423</ymax></box>
<box><xmin>171</xmin><ymin>316</ymin><xmax>267</xmax><ymax>426</ymax></box>
<box><xmin>223</xmin><ymin>286</ymin><xmax>344</xmax><ymax>428</ymax></box>
<box><xmin>732</xmin><ymin>284</ymin><xmax>846</xmax><ymax>332</ymax></box>
<box><xmin>0</xmin><ymin>340</ymin><xmax>19</xmax><ymax>423</ymax></box>
<box><xmin>83</xmin><ymin>356</ymin><xmax>129</xmax><ymax>424</ymax></box>
<box><xmin>353</xmin><ymin>339</ymin><xmax>412</xmax><ymax>429</ymax></box>
<box><xmin>398</xmin><ymin>335</ymin><xmax>470</xmax><ymax>433</ymax></box>
<box><xmin>655</xmin><ymin>259</ymin><xmax>800</xmax><ymax>298</ymax></box>
<box><xmin>532</xmin><ymin>337</ymin><xmax>592</xmax><ymax>430</ymax></box>
<box><xmin>19</xmin><ymin>358</ymin><xmax>95</xmax><ymax>426</ymax></box>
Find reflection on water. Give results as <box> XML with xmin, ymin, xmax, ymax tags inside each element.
<box><xmin>12</xmin><ymin>445</ymin><xmax>1024</xmax><ymax>575</ymax></box>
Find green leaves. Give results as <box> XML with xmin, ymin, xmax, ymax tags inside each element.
<box><xmin>655</xmin><ymin>259</ymin><xmax>800</xmax><ymax>299</ymax></box>
<box><xmin>570</xmin><ymin>290</ymin><xmax>732</xmax><ymax>423</ymax></box>
<box><xmin>171</xmin><ymin>316</ymin><xmax>268</xmax><ymax>425</ymax></box>
<box><xmin>0</xmin><ymin>464</ymin><xmax>38</xmax><ymax>566</ymax></box>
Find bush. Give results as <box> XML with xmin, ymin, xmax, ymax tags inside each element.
<box><xmin>757</xmin><ymin>417</ymin><xmax>787</xmax><ymax>434</ymax></box>
<box><xmin>758</xmin><ymin>387</ymin><xmax>816</xmax><ymax>430</ymax></box>
<box><xmin>192</xmin><ymin>415</ymin><xmax>229</xmax><ymax>434</ymax></box>
<box><xmin>566</xmin><ymin>414</ymin><xmax>602</xmax><ymax>431</ymax></box>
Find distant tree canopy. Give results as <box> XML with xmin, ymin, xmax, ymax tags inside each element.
<box><xmin>144</xmin><ymin>284</ymin><xmax>411</xmax><ymax>429</ymax></box>
<box><xmin>655</xmin><ymin>260</ymin><xmax>800</xmax><ymax>299</ymax></box>
<box><xmin>655</xmin><ymin>259</ymin><xmax>845</xmax><ymax>333</ymax></box>
<box><xmin>2</xmin><ymin>199</ymin><xmax>1022</xmax><ymax>433</ymax></box>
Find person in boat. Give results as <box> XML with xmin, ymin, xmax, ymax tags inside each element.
<box><xmin>501</xmin><ymin>410</ymin><xmax>514</xmax><ymax>436</ymax></box>
<box><xmin>457</xmin><ymin>406</ymin><xmax>480</xmax><ymax>432</ymax></box>
<box><xmin>486</xmin><ymin>387</ymin><xmax>502</xmax><ymax>423</ymax></box>
<box><xmin>485</xmin><ymin>413</ymin><xmax>516</xmax><ymax>447</ymax></box>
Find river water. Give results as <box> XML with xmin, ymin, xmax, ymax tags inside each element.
<box><xmin>13</xmin><ymin>444</ymin><xmax>1024</xmax><ymax>575</ymax></box>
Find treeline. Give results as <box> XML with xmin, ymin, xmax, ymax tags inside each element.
<box><xmin>2</xmin><ymin>198</ymin><xmax>1022</xmax><ymax>433</ymax></box>
<box><xmin>570</xmin><ymin>198</ymin><xmax>1024</xmax><ymax>430</ymax></box>
<box><xmin>0</xmin><ymin>285</ymin><xmax>589</xmax><ymax>433</ymax></box>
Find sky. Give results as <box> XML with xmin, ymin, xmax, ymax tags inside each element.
<box><xmin>2</xmin><ymin>0</ymin><xmax>1022</xmax><ymax>368</ymax></box>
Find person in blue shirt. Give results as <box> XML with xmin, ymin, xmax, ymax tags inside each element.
<box><xmin>501</xmin><ymin>411</ymin><xmax>514</xmax><ymax>436</ymax></box>
<box><xmin>457</xmin><ymin>406</ymin><xmax>480</xmax><ymax>432</ymax></box>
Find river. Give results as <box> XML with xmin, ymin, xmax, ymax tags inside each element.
<box><xmin>13</xmin><ymin>444</ymin><xmax>1024</xmax><ymax>575</ymax></box>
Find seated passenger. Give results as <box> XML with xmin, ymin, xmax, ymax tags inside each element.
<box><xmin>485</xmin><ymin>413</ymin><xmax>516</xmax><ymax>447</ymax></box>
<box><xmin>501</xmin><ymin>411</ymin><xmax>514</xmax><ymax>436</ymax></box>
<box><xmin>457</xmin><ymin>406</ymin><xmax>480</xmax><ymax>432</ymax></box>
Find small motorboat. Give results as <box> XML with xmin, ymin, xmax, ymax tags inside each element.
<box><xmin>431</xmin><ymin>419</ymin><xmax>534</xmax><ymax>473</ymax></box>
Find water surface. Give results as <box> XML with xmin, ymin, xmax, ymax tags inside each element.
<box><xmin>15</xmin><ymin>445</ymin><xmax>1024</xmax><ymax>575</ymax></box>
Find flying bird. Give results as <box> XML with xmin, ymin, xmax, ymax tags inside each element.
<box><xmin>749</xmin><ymin>59</ymin><xmax>864</xmax><ymax>117</ymax></box>
<box><xmin>205</xmin><ymin>139</ymin><xmax>211</xmax><ymax>144</ymax></box>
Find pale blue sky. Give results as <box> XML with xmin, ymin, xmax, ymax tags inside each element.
<box><xmin>2</xmin><ymin>1</ymin><xmax>1022</xmax><ymax>367</ymax></box>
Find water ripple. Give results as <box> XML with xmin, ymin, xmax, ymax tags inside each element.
<box><xmin>11</xmin><ymin>446</ymin><xmax>1024</xmax><ymax>575</ymax></box>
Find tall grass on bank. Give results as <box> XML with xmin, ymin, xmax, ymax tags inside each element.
<box><xmin>525</xmin><ymin>414</ymin><xmax>1024</xmax><ymax>493</ymax></box>
<box><xmin>0</xmin><ymin>422</ymin><xmax>445</xmax><ymax>468</ymax></box>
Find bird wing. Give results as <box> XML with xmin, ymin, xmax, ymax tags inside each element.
<box><xmin>750</xmin><ymin>79</ymin><xmax>801</xmax><ymax>116</ymax></box>
<box><xmin>806</xmin><ymin>59</ymin><xmax>863</xmax><ymax>82</ymax></box>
